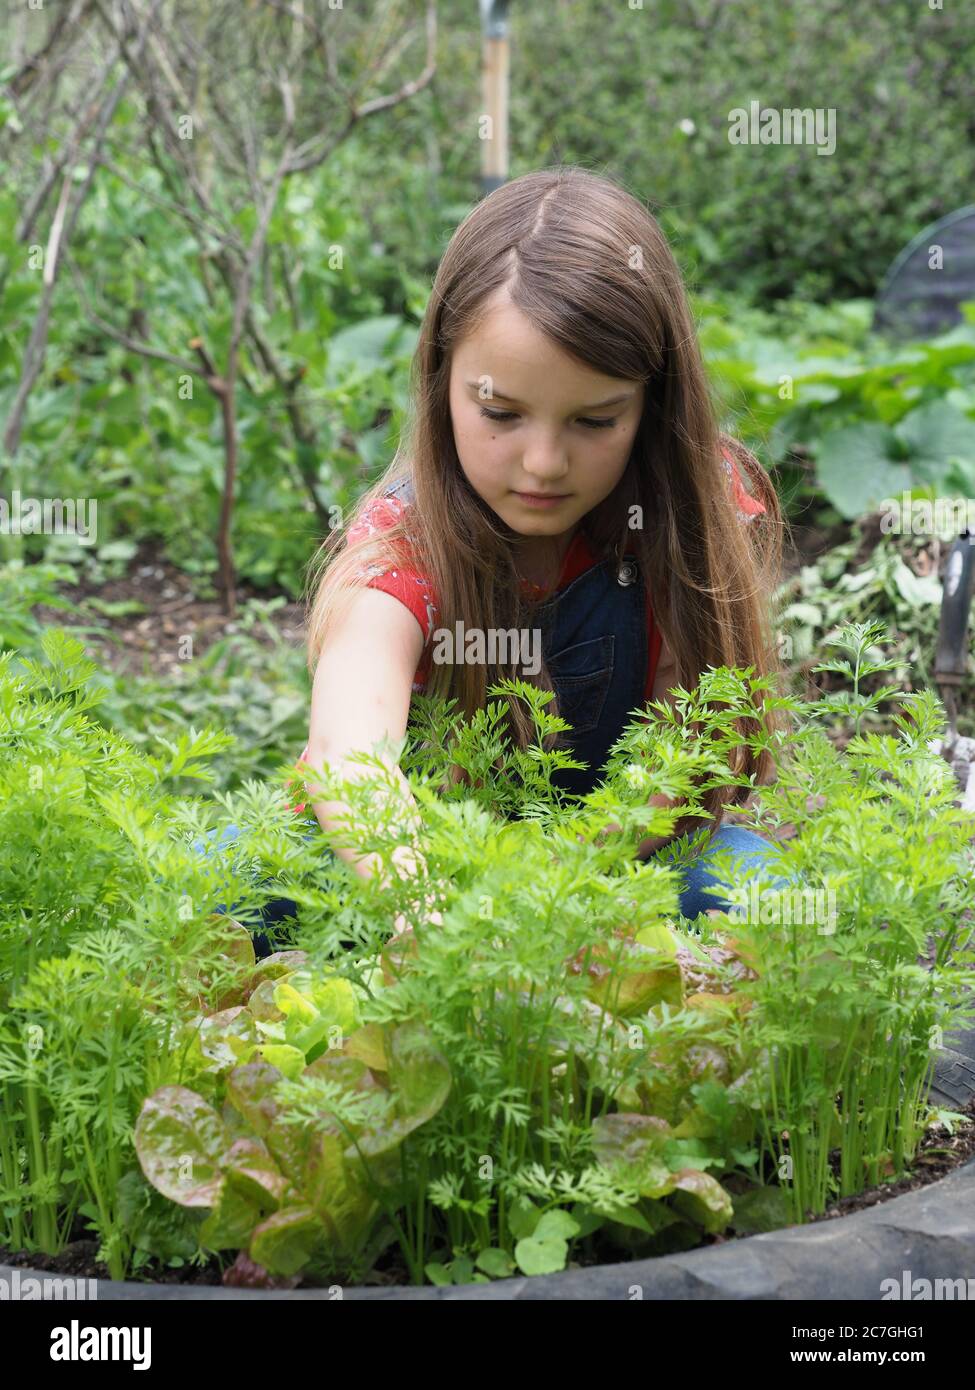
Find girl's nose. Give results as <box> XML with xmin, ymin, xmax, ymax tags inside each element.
<box><xmin>521</xmin><ymin>437</ymin><xmax>570</xmax><ymax>483</ymax></box>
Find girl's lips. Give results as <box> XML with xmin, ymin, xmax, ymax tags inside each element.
<box><xmin>513</xmin><ymin>491</ymin><xmax>571</xmax><ymax>507</ymax></box>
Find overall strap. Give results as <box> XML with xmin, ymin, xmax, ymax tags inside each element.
<box><xmin>533</xmin><ymin>555</ymin><xmax>647</xmax><ymax>799</ymax></box>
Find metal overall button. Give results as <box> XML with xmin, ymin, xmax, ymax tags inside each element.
<box><xmin>617</xmin><ymin>559</ymin><xmax>638</xmax><ymax>587</ymax></box>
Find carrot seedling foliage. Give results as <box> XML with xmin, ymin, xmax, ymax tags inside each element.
<box><xmin>2</xmin><ymin>623</ymin><xmax>973</xmax><ymax>1286</ymax></box>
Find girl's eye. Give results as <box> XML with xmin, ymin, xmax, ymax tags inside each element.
<box><xmin>478</xmin><ymin>407</ymin><xmax>617</xmax><ymax>430</ymax></box>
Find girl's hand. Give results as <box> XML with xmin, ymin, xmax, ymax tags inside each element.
<box><xmin>392</xmin><ymin>905</ymin><xmax>444</xmax><ymax>936</ymax></box>
<box><xmin>383</xmin><ymin>899</ymin><xmax>444</xmax><ymax>986</ymax></box>
<box><xmin>385</xmin><ymin>844</ymin><xmax>445</xmax><ymax>935</ymax></box>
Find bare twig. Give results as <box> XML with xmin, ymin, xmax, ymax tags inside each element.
<box><xmin>16</xmin><ymin>36</ymin><xmax>123</xmax><ymax>243</ymax></box>
<box><xmin>4</xmin><ymin>0</ymin><xmax>93</xmax><ymax>99</ymax></box>
<box><xmin>3</xmin><ymin>0</ymin><xmax>163</xmax><ymax>464</ymax></box>
<box><xmin>285</xmin><ymin>0</ymin><xmax>437</xmax><ymax>174</ymax></box>
<box><xmin>213</xmin><ymin>72</ymin><xmax>298</xmax><ymax>614</ymax></box>
<box><xmin>66</xmin><ymin>255</ymin><xmax>202</xmax><ymax>377</ymax></box>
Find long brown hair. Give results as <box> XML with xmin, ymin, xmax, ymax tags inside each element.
<box><xmin>305</xmin><ymin>165</ymin><xmax>786</xmax><ymax>833</ymax></box>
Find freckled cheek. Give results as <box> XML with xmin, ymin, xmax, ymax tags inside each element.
<box><xmin>457</xmin><ymin>411</ymin><xmax>496</xmax><ymax>451</ymax></box>
<box><xmin>469</xmin><ymin>421</ymin><xmax>512</xmax><ymax>472</ymax></box>
<box><xmin>453</xmin><ymin>416</ymin><xmax>508</xmax><ymax>493</ymax></box>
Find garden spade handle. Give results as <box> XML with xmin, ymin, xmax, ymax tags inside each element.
<box><xmin>479</xmin><ymin>0</ymin><xmax>511</xmax><ymax>195</ymax></box>
<box><xmin>934</xmin><ymin>530</ymin><xmax>975</xmax><ymax>736</ymax></box>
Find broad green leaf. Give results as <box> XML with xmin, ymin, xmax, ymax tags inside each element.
<box><xmin>273</xmin><ymin>980</ymin><xmax>318</xmax><ymax>1026</ymax></box>
<box><xmin>534</xmin><ymin>1209</ymin><xmax>581</xmax><ymax>1242</ymax></box>
<box><xmin>450</xmin><ymin>1254</ymin><xmax>476</xmax><ymax>1285</ymax></box>
<box><xmin>304</xmin><ymin>1132</ymin><xmax>379</xmax><ymax>1252</ymax></box>
<box><xmin>226</xmin><ymin>1062</ymin><xmax>284</xmax><ymax>1136</ymax></box>
<box><xmin>896</xmin><ymin>401</ymin><xmax>975</xmax><ymax>484</ymax></box>
<box><xmin>351</xmin><ymin>1021</ymin><xmax>450</xmax><ymax>1158</ymax></box>
<box><xmin>389</xmin><ymin>1021</ymin><xmax>451</xmax><ymax>1118</ymax></box>
<box><xmin>592</xmin><ymin>1113</ymin><xmax>677</xmax><ymax>1198</ymax></box>
<box><xmin>196</xmin><ymin>1006</ymin><xmax>259</xmax><ymax>1074</ymax></box>
<box><xmin>210</xmin><ymin>916</ymin><xmax>257</xmax><ymax>969</ymax></box>
<box><xmin>476</xmin><ymin>1247</ymin><xmax>516</xmax><ymax>1278</ymax></box>
<box><xmin>814</xmin><ymin>423</ymin><xmax>911</xmax><ymax>520</ymax></box>
<box><xmin>507</xmin><ymin>1195</ymin><xmax>541</xmax><ymax>1240</ymax></box>
<box><xmin>248</xmin><ymin>977</ymin><xmax>288</xmax><ymax>1023</ymax></box>
<box><xmin>514</xmin><ymin>1234</ymin><xmax>569</xmax><ymax>1277</ymax></box>
<box><xmin>199</xmin><ymin>1174</ymin><xmax>265</xmax><ymax>1249</ymax></box>
<box><xmin>326</xmin><ymin>315</ymin><xmax>409</xmax><ymax>379</ymax></box>
<box><xmin>221</xmin><ymin>1137</ymin><xmax>290</xmax><ymax>1207</ymax></box>
<box><xmin>285</xmin><ymin>1012</ymin><xmax>339</xmax><ymax>1061</ymax></box>
<box><xmin>728</xmin><ymin>1184</ymin><xmax>793</xmax><ymax>1234</ymax></box>
<box><xmin>302</xmin><ymin>1051</ymin><xmax>373</xmax><ymax>1092</ymax></box>
<box><xmin>670</xmin><ymin>1169</ymin><xmax>734</xmax><ymax>1234</ymax></box>
<box><xmin>595</xmin><ymin>1200</ymin><xmax>654</xmax><ymax>1234</ymax></box>
<box><xmin>568</xmin><ymin>1203</ymin><xmax>606</xmax><ymax>1238</ymax></box>
<box><xmin>250</xmin><ymin>1206</ymin><xmax>321</xmax><ymax>1277</ymax></box>
<box><xmin>265</xmin><ymin>1114</ymin><xmax>316</xmax><ymax>1190</ymax></box>
<box><xmin>344</xmin><ymin>1023</ymin><xmax>388</xmax><ymax>1071</ymax></box>
<box><xmin>259</xmin><ymin>1043</ymin><xmax>307</xmax><ymax>1080</ymax></box>
<box><xmin>252</xmin><ymin>951</ymin><xmax>309</xmax><ymax>982</ymax></box>
<box><xmin>135</xmin><ymin>1086</ymin><xmax>228</xmax><ymax>1207</ymax></box>
<box><xmin>587</xmin><ymin>934</ymin><xmax>683</xmax><ymax>1016</ymax></box>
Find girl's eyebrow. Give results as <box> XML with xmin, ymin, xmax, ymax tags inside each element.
<box><xmin>465</xmin><ymin>381</ymin><xmax>636</xmax><ymax>410</ymax></box>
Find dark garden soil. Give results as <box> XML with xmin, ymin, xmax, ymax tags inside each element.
<box><xmin>34</xmin><ymin>536</ymin><xmax>306</xmax><ymax>680</ymax></box>
<box><xmin>0</xmin><ymin>1238</ymin><xmax>228</xmax><ymax>1288</ymax></box>
<box><xmin>4</xmin><ymin>1099</ymin><xmax>973</xmax><ymax>1290</ymax></box>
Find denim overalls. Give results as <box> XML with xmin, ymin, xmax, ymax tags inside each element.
<box><xmin>200</xmin><ymin>480</ymin><xmax>791</xmax><ymax>951</ymax></box>
<box><xmin>384</xmin><ymin>474</ymin><xmax>647</xmax><ymax>800</ymax></box>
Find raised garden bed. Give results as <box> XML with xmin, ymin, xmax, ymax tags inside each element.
<box><xmin>3</xmin><ymin>621</ymin><xmax>975</xmax><ymax>1298</ymax></box>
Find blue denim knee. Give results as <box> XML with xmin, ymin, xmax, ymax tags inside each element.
<box><xmin>659</xmin><ymin>823</ymin><xmax>795</xmax><ymax>921</ymax></box>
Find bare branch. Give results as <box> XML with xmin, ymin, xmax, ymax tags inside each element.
<box><xmin>356</xmin><ymin>0</ymin><xmax>438</xmax><ymax>117</ymax></box>
<box><xmin>16</xmin><ymin>35</ymin><xmax>123</xmax><ymax>243</ymax></box>
<box><xmin>285</xmin><ymin>0</ymin><xmax>437</xmax><ymax>175</ymax></box>
<box><xmin>4</xmin><ymin>0</ymin><xmax>93</xmax><ymax>99</ymax></box>
<box><xmin>3</xmin><ymin>0</ymin><xmax>163</xmax><ymax>462</ymax></box>
<box><xmin>213</xmin><ymin>72</ymin><xmax>299</xmax><ymax>613</ymax></box>
<box><xmin>66</xmin><ymin>254</ymin><xmax>202</xmax><ymax>378</ymax></box>
<box><xmin>91</xmin><ymin>0</ymin><xmax>231</xmax><ymax>236</ymax></box>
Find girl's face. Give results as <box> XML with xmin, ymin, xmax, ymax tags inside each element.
<box><xmin>448</xmin><ymin>290</ymin><xmax>645</xmax><ymax>559</ymax></box>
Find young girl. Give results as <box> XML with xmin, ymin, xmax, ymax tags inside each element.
<box><xmin>288</xmin><ymin>166</ymin><xmax>788</xmax><ymax>940</ymax></box>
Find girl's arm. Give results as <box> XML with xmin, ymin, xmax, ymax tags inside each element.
<box><xmin>305</xmin><ymin>586</ymin><xmax>430</xmax><ymax>892</ymax></box>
